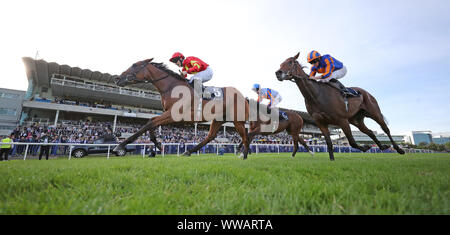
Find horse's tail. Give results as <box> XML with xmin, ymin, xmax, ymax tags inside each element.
<box><xmin>382</xmin><ymin>114</ymin><xmax>389</xmax><ymax>126</ymax></box>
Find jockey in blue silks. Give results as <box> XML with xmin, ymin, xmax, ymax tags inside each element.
<box><xmin>252</xmin><ymin>84</ymin><xmax>282</xmax><ymax>109</ymax></box>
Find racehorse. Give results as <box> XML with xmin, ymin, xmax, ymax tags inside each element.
<box><xmin>275</xmin><ymin>52</ymin><xmax>405</xmax><ymax>161</ymax></box>
<box><xmin>113</xmin><ymin>58</ymin><xmax>251</xmax><ymax>159</ymax></box>
<box><xmin>237</xmin><ymin>100</ymin><xmax>314</xmax><ymax>157</ymax></box>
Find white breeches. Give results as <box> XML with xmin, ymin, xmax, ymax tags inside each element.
<box><xmin>319</xmin><ymin>66</ymin><xmax>347</xmax><ymax>82</ymax></box>
<box><xmin>189</xmin><ymin>66</ymin><xmax>213</xmax><ymax>83</ymax></box>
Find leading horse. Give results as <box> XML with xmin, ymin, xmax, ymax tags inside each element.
<box><xmin>275</xmin><ymin>53</ymin><xmax>405</xmax><ymax>161</ymax></box>
<box><xmin>113</xmin><ymin>58</ymin><xmax>251</xmax><ymax>159</ymax></box>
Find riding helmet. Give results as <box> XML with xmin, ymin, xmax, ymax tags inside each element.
<box><xmin>307</xmin><ymin>50</ymin><xmax>321</xmax><ymax>63</ymax></box>
<box><xmin>252</xmin><ymin>84</ymin><xmax>260</xmax><ymax>92</ymax></box>
<box><xmin>170</xmin><ymin>52</ymin><xmax>185</xmax><ymax>63</ymax></box>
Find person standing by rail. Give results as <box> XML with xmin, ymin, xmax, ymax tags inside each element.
<box><xmin>39</xmin><ymin>132</ymin><xmax>51</xmax><ymax>160</ymax></box>
<box><xmin>0</xmin><ymin>134</ymin><xmax>13</xmax><ymax>161</ymax></box>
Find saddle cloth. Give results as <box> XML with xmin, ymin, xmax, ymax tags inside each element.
<box><xmin>345</xmin><ymin>88</ymin><xmax>361</xmax><ymax>97</ymax></box>
<box><xmin>202</xmin><ymin>86</ymin><xmax>224</xmax><ymax>100</ymax></box>
<box><xmin>279</xmin><ymin>110</ymin><xmax>289</xmax><ymax>121</ymax></box>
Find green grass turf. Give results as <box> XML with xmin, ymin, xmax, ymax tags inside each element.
<box><xmin>0</xmin><ymin>152</ymin><xmax>449</xmax><ymax>214</ymax></box>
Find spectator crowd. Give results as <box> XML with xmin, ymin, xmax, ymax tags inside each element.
<box><xmin>2</xmin><ymin>120</ymin><xmax>295</xmax><ymax>158</ymax></box>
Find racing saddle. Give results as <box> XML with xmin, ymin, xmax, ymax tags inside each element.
<box><xmin>328</xmin><ymin>79</ymin><xmax>360</xmax><ymax>98</ymax></box>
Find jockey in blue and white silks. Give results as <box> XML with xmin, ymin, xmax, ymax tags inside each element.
<box><xmin>252</xmin><ymin>84</ymin><xmax>282</xmax><ymax>108</ymax></box>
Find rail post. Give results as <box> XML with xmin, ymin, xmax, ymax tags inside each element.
<box><xmin>142</xmin><ymin>145</ymin><xmax>146</xmax><ymax>158</ymax></box>
<box><xmin>68</xmin><ymin>145</ymin><xmax>73</xmax><ymax>160</ymax></box>
<box><xmin>23</xmin><ymin>144</ymin><xmax>29</xmax><ymax>161</ymax></box>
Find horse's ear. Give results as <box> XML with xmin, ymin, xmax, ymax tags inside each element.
<box><xmin>293</xmin><ymin>52</ymin><xmax>300</xmax><ymax>60</ymax></box>
<box><xmin>145</xmin><ymin>58</ymin><xmax>154</xmax><ymax>63</ymax></box>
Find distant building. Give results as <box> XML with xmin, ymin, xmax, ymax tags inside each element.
<box><xmin>408</xmin><ymin>131</ymin><xmax>433</xmax><ymax>145</ymax></box>
<box><xmin>432</xmin><ymin>136</ymin><xmax>450</xmax><ymax>145</ymax></box>
<box><xmin>0</xmin><ymin>88</ymin><xmax>26</xmax><ymax>136</ymax></box>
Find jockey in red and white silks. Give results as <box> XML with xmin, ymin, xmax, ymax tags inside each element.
<box><xmin>170</xmin><ymin>52</ymin><xmax>213</xmax><ymax>84</ymax></box>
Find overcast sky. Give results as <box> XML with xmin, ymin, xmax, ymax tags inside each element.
<box><xmin>1</xmin><ymin>0</ymin><xmax>449</xmax><ymax>135</ymax></box>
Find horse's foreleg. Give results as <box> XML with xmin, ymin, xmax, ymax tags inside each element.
<box><xmin>183</xmin><ymin>120</ymin><xmax>224</xmax><ymax>156</ymax></box>
<box><xmin>234</xmin><ymin>121</ymin><xmax>249</xmax><ymax>160</ymax></box>
<box><xmin>113</xmin><ymin>119</ymin><xmax>155</xmax><ymax>152</ymax></box>
<box><xmin>292</xmin><ymin>135</ymin><xmax>299</xmax><ymax>157</ymax></box>
<box><xmin>317</xmin><ymin>124</ymin><xmax>335</xmax><ymax>161</ymax></box>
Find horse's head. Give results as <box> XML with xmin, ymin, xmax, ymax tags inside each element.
<box><xmin>115</xmin><ymin>58</ymin><xmax>154</xmax><ymax>87</ymax></box>
<box><xmin>275</xmin><ymin>52</ymin><xmax>301</xmax><ymax>81</ymax></box>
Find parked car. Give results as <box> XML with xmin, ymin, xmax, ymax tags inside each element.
<box><xmin>71</xmin><ymin>137</ymin><xmax>137</xmax><ymax>158</ymax></box>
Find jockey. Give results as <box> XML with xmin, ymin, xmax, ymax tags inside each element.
<box><xmin>307</xmin><ymin>50</ymin><xmax>357</xmax><ymax>97</ymax></box>
<box><xmin>252</xmin><ymin>84</ymin><xmax>282</xmax><ymax>109</ymax></box>
<box><xmin>169</xmin><ymin>52</ymin><xmax>213</xmax><ymax>85</ymax></box>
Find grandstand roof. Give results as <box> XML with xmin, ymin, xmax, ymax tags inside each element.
<box><xmin>22</xmin><ymin>57</ymin><xmax>157</xmax><ymax>91</ymax></box>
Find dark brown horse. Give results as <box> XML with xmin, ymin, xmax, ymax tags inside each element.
<box><xmin>275</xmin><ymin>52</ymin><xmax>405</xmax><ymax>161</ymax></box>
<box><xmin>237</xmin><ymin>101</ymin><xmax>314</xmax><ymax>157</ymax></box>
<box><xmin>113</xmin><ymin>58</ymin><xmax>251</xmax><ymax>159</ymax></box>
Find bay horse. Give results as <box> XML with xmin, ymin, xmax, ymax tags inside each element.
<box><xmin>237</xmin><ymin>100</ymin><xmax>314</xmax><ymax>157</ymax></box>
<box><xmin>113</xmin><ymin>58</ymin><xmax>251</xmax><ymax>159</ymax></box>
<box><xmin>275</xmin><ymin>52</ymin><xmax>405</xmax><ymax>161</ymax></box>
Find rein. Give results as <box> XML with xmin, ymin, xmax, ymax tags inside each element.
<box><xmin>287</xmin><ymin>61</ymin><xmax>320</xmax><ymax>104</ymax></box>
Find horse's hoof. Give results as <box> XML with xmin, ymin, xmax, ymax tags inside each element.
<box><xmin>398</xmin><ymin>149</ymin><xmax>406</xmax><ymax>155</ymax></box>
<box><xmin>309</xmin><ymin>151</ymin><xmax>315</xmax><ymax>156</ymax></box>
<box><xmin>113</xmin><ymin>145</ymin><xmax>124</xmax><ymax>153</ymax></box>
<box><xmin>149</xmin><ymin>151</ymin><xmax>156</xmax><ymax>158</ymax></box>
<box><xmin>182</xmin><ymin>151</ymin><xmax>191</xmax><ymax>157</ymax></box>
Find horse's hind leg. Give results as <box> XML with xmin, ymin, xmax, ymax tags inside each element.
<box><xmin>370</xmin><ymin>114</ymin><xmax>405</xmax><ymax>154</ymax></box>
<box><xmin>298</xmin><ymin>135</ymin><xmax>314</xmax><ymax>156</ymax></box>
<box><xmin>339</xmin><ymin>120</ymin><xmax>371</xmax><ymax>152</ymax></box>
<box><xmin>147</xmin><ymin>130</ymin><xmax>160</xmax><ymax>157</ymax></box>
<box><xmin>362</xmin><ymin>95</ymin><xmax>405</xmax><ymax>154</ymax></box>
<box><xmin>349</xmin><ymin>114</ymin><xmax>390</xmax><ymax>151</ymax></box>
<box><xmin>183</xmin><ymin>120</ymin><xmax>224</xmax><ymax>156</ymax></box>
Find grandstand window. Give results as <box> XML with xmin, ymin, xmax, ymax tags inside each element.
<box><xmin>0</xmin><ymin>108</ymin><xmax>17</xmax><ymax>116</ymax></box>
<box><xmin>0</xmin><ymin>125</ymin><xmax>15</xmax><ymax>130</ymax></box>
<box><xmin>0</xmin><ymin>92</ymin><xmax>20</xmax><ymax>99</ymax></box>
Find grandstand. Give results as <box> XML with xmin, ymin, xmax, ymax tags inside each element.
<box><xmin>335</xmin><ymin>131</ymin><xmax>405</xmax><ymax>145</ymax></box>
<box><xmin>17</xmin><ymin>57</ymin><xmax>338</xmax><ymax>145</ymax></box>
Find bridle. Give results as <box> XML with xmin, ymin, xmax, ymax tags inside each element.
<box><xmin>125</xmin><ymin>61</ymin><xmax>170</xmax><ymax>85</ymax></box>
<box><xmin>285</xmin><ymin>59</ymin><xmax>301</xmax><ymax>82</ymax></box>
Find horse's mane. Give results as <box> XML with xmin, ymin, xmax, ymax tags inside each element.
<box><xmin>150</xmin><ymin>62</ymin><xmax>188</xmax><ymax>82</ymax></box>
